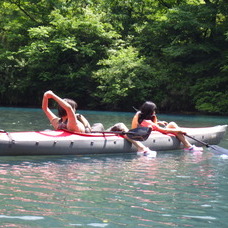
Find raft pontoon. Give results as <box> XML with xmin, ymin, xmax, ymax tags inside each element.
<box><xmin>0</xmin><ymin>125</ymin><xmax>227</xmax><ymax>156</ymax></box>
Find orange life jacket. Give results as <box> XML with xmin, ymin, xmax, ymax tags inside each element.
<box><xmin>131</xmin><ymin>112</ymin><xmax>158</xmax><ymax>129</ymax></box>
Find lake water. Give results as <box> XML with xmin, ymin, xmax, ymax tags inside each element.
<box><xmin>0</xmin><ymin>107</ymin><xmax>228</xmax><ymax>227</ymax></box>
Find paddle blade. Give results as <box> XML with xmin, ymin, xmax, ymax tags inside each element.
<box><xmin>126</xmin><ymin>127</ymin><xmax>152</xmax><ymax>141</ymax></box>
<box><xmin>185</xmin><ymin>134</ymin><xmax>228</xmax><ymax>155</ymax></box>
<box><xmin>208</xmin><ymin>145</ymin><xmax>228</xmax><ymax>155</ymax></box>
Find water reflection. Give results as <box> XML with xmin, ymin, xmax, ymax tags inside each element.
<box><xmin>0</xmin><ymin>108</ymin><xmax>227</xmax><ymax>227</ymax></box>
<box><xmin>1</xmin><ymin>153</ymin><xmax>225</xmax><ymax>226</ymax></box>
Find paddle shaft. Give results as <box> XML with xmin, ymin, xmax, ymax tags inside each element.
<box><xmin>185</xmin><ymin>134</ymin><xmax>209</xmax><ymax>147</ymax></box>
<box><xmin>92</xmin><ymin>127</ymin><xmax>151</xmax><ymax>141</ymax></box>
<box><xmin>92</xmin><ymin>131</ymin><xmax>132</xmax><ymax>135</ymax></box>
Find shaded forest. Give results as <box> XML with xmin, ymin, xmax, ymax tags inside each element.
<box><xmin>0</xmin><ymin>0</ymin><xmax>227</xmax><ymax>114</ymax></box>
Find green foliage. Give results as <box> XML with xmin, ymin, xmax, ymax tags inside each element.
<box><xmin>136</xmin><ymin>1</ymin><xmax>228</xmax><ymax>114</ymax></box>
<box><xmin>195</xmin><ymin>91</ymin><xmax>228</xmax><ymax>114</ymax></box>
<box><xmin>192</xmin><ymin>75</ymin><xmax>228</xmax><ymax>114</ymax></box>
<box><xmin>0</xmin><ymin>1</ymin><xmax>119</xmax><ymax>106</ymax></box>
<box><xmin>0</xmin><ymin>0</ymin><xmax>227</xmax><ymax>114</ymax></box>
<box><xmin>93</xmin><ymin>45</ymin><xmax>153</xmax><ymax>109</ymax></box>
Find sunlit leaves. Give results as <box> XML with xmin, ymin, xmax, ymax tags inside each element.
<box><xmin>92</xmin><ymin>46</ymin><xmax>150</xmax><ymax>107</ymax></box>
<box><xmin>0</xmin><ymin>0</ymin><xmax>227</xmax><ymax>113</ymax></box>
<box><xmin>29</xmin><ymin>26</ymin><xmax>52</xmax><ymax>39</ymax></box>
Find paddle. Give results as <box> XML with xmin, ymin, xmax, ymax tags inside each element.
<box><xmin>185</xmin><ymin>134</ymin><xmax>228</xmax><ymax>155</ymax></box>
<box><xmin>92</xmin><ymin>127</ymin><xmax>152</xmax><ymax>141</ymax></box>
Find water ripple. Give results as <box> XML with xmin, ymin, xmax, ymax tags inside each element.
<box><xmin>0</xmin><ymin>152</ymin><xmax>227</xmax><ymax>227</ymax></box>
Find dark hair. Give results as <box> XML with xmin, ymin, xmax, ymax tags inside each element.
<box><xmin>138</xmin><ymin>101</ymin><xmax>157</xmax><ymax>124</ymax></box>
<box><xmin>57</xmin><ymin>98</ymin><xmax>77</xmax><ymax>117</ymax></box>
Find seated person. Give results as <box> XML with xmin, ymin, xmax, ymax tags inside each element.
<box><xmin>42</xmin><ymin>90</ymin><xmax>90</xmax><ymax>133</ymax></box>
<box><xmin>132</xmin><ymin>101</ymin><xmax>203</xmax><ymax>152</ymax></box>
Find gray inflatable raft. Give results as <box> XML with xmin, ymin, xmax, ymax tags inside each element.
<box><xmin>0</xmin><ymin>125</ymin><xmax>227</xmax><ymax>156</ymax></box>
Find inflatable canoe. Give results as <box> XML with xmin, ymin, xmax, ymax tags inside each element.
<box><xmin>0</xmin><ymin>125</ymin><xmax>227</xmax><ymax>156</ymax></box>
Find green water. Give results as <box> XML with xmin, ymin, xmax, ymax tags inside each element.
<box><xmin>0</xmin><ymin>108</ymin><xmax>227</xmax><ymax>227</ymax></box>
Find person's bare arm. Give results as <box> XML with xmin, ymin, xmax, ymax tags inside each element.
<box><xmin>42</xmin><ymin>91</ymin><xmax>59</xmax><ymax>124</ymax></box>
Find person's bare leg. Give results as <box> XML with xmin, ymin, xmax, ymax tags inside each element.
<box><xmin>166</xmin><ymin>121</ymin><xmax>179</xmax><ymax>129</ymax></box>
<box><xmin>109</xmin><ymin>123</ymin><xmax>150</xmax><ymax>152</ymax></box>
<box><xmin>124</xmin><ymin>136</ymin><xmax>147</xmax><ymax>152</ymax></box>
<box><xmin>167</xmin><ymin>122</ymin><xmax>192</xmax><ymax>148</ymax></box>
<box><xmin>176</xmin><ymin>133</ymin><xmax>192</xmax><ymax>148</ymax></box>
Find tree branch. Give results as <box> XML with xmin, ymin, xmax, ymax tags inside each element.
<box><xmin>10</xmin><ymin>0</ymin><xmax>39</xmax><ymax>24</ymax></box>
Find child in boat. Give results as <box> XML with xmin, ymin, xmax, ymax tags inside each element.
<box><xmin>42</xmin><ymin>91</ymin><xmax>155</xmax><ymax>155</ymax></box>
<box><xmin>42</xmin><ymin>90</ymin><xmax>90</xmax><ymax>133</ymax></box>
<box><xmin>132</xmin><ymin>101</ymin><xmax>203</xmax><ymax>152</ymax></box>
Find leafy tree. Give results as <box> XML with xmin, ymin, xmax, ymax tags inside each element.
<box><xmin>93</xmin><ymin>45</ymin><xmax>156</xmax><ymax>110</ymax></box>
<box><xmin>137</xmin><ymin>0</ymin><xmax>228</xmax><ymax>113</ymax></box>
<box><xmin>0</xmin><ymin>0</ymin><xmax>118</xmax><ymax>107</ymax></box>
<box><xmin>0</xmin><ymin>0</ymin><xmax>227</xmax><ymax>114</ymax></box>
